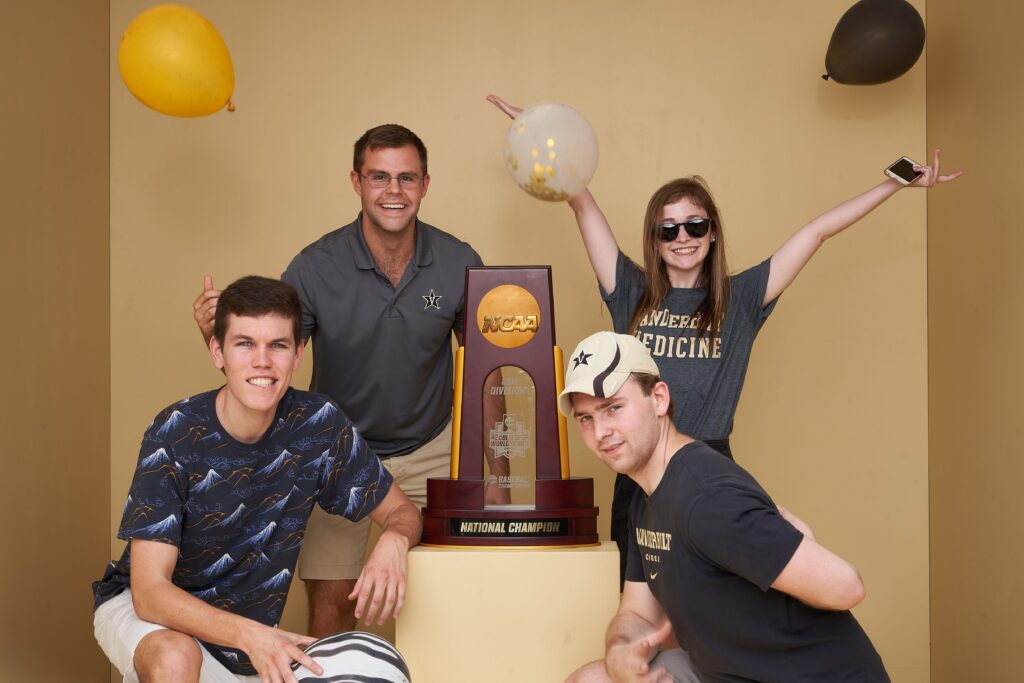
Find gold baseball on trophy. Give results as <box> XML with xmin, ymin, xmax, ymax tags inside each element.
<box><xmin>502</xmin><ymin>102</ymin><xmax>599</xmax><ymax>202</ymax></box>
<box><xmin>476</xmin><ymin>285</ymin><xmax>541</xmax><ymax>349</ymax></box>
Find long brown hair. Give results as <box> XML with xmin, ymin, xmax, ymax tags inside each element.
<box><xmin>628</xmin><ymin>176</ymin><xmax>730</xmax><ymax>337</ymax></box>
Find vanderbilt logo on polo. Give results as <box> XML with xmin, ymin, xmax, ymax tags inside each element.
<box><xmin>422</xmin><ymin>289</ymin><xmax>442</xmax><ymax>310</ymax></box>
<box><xmin>475</xmin><ymin>284</ymin><xmax>541</xmax><ymax>349</ymax></box>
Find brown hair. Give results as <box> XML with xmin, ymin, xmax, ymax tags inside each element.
<box><xmin>629</xmin><ymin>176</ymin><xmax>730</xmax><ymax>338</ymax></box>
<box><xmin>630</xmin><ymin>372</ymin><xmax>674</xmax><ymax>421</ymax></box>
<box><xmin>353</xmin><ymin>124</ymin><xmax>428</xmax><ymax>175</ymax></box>
<box><xmin>213</xmin><ymin>276</ymin><xmax>303</xmax><ymax>347</ymax></box>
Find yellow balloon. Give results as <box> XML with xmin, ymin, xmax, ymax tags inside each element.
<box><xmin>118</xmin><ymin>4</ymin><xmax>234</xmax><ymax>117</ymax></box>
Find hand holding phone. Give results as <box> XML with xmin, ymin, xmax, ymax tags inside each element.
<box><xmin>885</xmin><ymin>156</ymin><xmax>924</xmax><ymax>185</ymax></box>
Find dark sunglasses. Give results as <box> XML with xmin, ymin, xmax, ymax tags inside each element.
<box><xmin>657</xmin><ymin>218</ymin><xmax>713</xmax><ymax>242</ymax></box>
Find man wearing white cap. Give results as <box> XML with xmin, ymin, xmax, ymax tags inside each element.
<box><xmin>560</xmin><ymin>331</ymin><xmax>889</xmax><ymax>683</ymax></box>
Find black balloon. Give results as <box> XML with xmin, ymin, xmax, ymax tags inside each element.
<box><xmin>823</xmin><ymin>0</ymin><xmax>925</xmax><ymax>85</ymax></box>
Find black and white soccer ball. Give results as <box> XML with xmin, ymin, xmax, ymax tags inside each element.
<box><xmin>293</xmin><ymin>631</ymin><xmax>411</xmax><ymax>682</ymax></box>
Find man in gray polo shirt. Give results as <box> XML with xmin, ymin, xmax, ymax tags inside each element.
<box><xmin>193</xmin><ymin>124</ymin><xmax>504</xmax><ymax>635</ymax></box>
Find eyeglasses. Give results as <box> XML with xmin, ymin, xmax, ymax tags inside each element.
<box><xmin>360</xmin><ymin>172</ymin><xmax>423</xmax><ymax>189</ymax></box>
<box><xmin>657</xmin><ymin>218</ymin><xmax>713</xmax><ymax>242</ymax></box>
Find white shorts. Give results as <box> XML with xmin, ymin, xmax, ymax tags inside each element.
<box><xmin>298</xmin><ymin>422</ymin><xmax>451</xmax><ymax>581</ymax></box>
<box><xmin>93</xmin><ymin>589</ymin><xmax>260</xmax><ymax>683</ymax></box>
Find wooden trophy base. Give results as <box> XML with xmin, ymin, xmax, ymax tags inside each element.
<box><xmin>422</xmin><ymin>477</ymin><xmax>599</xmax><ymax>548</ymax></box>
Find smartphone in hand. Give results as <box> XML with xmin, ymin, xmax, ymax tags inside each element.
<box><xmin>885</xmin><ymin>156</ymin><xmax>924</xmax><ymax>185</ymax></box>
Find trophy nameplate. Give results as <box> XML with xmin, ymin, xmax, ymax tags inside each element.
<box><xmin>422</xmin><ymin>267</ymin><xmax>599</xmax><ymax>547</ymax></box>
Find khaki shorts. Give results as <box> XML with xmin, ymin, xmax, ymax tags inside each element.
<box><xmin>94</xmin><ymin>589</ymin><xmax>260</xmax><ymax>683</ymax></box>
<box><xmin>298</xmin><ymin>422</ymin><xmax>451</xmax><ymax>580</ymax></box>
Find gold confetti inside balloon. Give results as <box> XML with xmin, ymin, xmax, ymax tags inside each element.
<box><xmin>503</xmin><ymin>102</ymin><xmax>598</xmax><ymax>202</ymax></box>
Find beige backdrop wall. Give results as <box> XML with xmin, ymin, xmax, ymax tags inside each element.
<box><xmin>927</xmin><ymin>1</ymin><xmax>1023</xmax><ymax>680</ymax></box>
<box><xmin>1</xmin><ymin>1</ymin><xmax>111</xmax><ymax>680</ymax></box>
<box><xmin>110</xmin><ymin>1</ymin><xmax>930</xmax><ymax>680</ymax></box>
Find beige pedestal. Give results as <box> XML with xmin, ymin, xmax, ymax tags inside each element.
<box><xmin>396</xmin><ymin>542</ymin><xmax>619</xmax><ymax>683</ymax></box>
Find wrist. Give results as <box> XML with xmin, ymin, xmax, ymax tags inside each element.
<box><xmin>379</xmin><ymin>527</ymin><xmax>411</xmax><ymax>552</ymax></box>
<box><xmin>231</xmin><ymin>616</ymin><xmax>267</xmax><ymax>654</ymax></box>
<box><xmin>884</xmin><ymin>177</ymin><xmax>907</xmax><ymax>193</ymax></box>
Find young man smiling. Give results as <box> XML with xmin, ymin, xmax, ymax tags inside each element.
<box><xmin>192</xmin><ymin>124</ymin><xmax>506</xmax><ymax>635</ymax></box>
<box><xmin>560</xmin><ymin>332</ymin><xmax>889</xmax><ymax>683</ymax></box>
<box><xmin>95</xmin><ymin>276</ymin><xmax>420</xmax><ymax>683</ymax></box>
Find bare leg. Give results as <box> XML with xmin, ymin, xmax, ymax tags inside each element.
<box><xmin>305</xmin><ymin>578</ymin><xmax>358</xmax><ymax>637</ymax></box>
<box><xmin>134</xmin><ymin>630</ymin><xmax>202</xmax><ymax>683</ymax></box>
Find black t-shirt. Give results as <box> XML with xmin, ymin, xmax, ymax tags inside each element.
<box><xmin>626</xmin><ymin>442</ymin><xmax>890</xmax><ymax>682</ymax></box>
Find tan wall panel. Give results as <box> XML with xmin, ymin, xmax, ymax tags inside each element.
<box><xmin>109</xmin><ymin>1</ymin><xmax>929</xmax><ymax>679</ymax></box>
<box><xmin>928</xmin><ymin>2</ymin><xmax>1024</xmax><ymax>680</ymax></box>
<box><xmin>0</xmin><ymin>1</ymin><xmax>110</xmax><ymax>680</ymax></box>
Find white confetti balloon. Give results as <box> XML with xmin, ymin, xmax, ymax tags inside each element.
<box><xmin>503</xmin><ymin>102</ymin><xmax>598</xmax><ymax>202</ymax></box>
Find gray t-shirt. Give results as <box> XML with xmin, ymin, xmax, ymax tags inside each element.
<box><xmin>282</xmin><ymin>214</ymin><xmax>482</xmax><ymax>457</ymax></box>
<box><xmin>602</xmin><ymin>251</ymin><xmax>776</xmax><ymax>440</ymax></box>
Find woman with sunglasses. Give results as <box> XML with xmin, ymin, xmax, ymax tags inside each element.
<box><xmin>490</xmin><ymin>92</ymin><xmax>962</xmax><ymax>584</ymax></box>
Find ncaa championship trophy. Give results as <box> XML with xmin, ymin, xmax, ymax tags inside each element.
<box><xmin>421</xmin><ymin>267</ymin><xmax>599</xmax><ymax>547</ymax></box>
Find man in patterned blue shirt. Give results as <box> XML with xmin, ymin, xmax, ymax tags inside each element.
<box><xmin>93</xmin><ymin>276</ymin><xmax>421</xmax><ymax>683</ymax></box>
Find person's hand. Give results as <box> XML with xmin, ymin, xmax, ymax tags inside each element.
<box><xmin>193</xmin><ymin>275</ymin><xmax>221</xmax><ymax>344</ymax></box>
<box><xmin>241</xmin><ymin>623</ymin><xmax>321</xmax><ymax>683</ymax></box>
<box><xmin>348</xmin><ymin>529</ymin><xmax>410</xmax><ymax>625</ymax></box>
<box><xmin>487</xmin><ymin>94</ymin><xmax>523</xmax><ymax>120</ymax></box>
<box><xmin>910</xmin><ymin>149</ymin><xmax>963</xmax><ymax>188</ymax></box>
<box><xmin>605</xmin><ymin>619</ymin><xmax>674</xmax><ymax>683</ymax></box>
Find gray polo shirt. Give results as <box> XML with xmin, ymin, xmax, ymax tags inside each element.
<box><xmin>282</xmin><ymin>213</ymin><xmax>482</xmax><ymax>458</ymax></box>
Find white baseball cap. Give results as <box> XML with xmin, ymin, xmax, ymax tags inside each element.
<box><xmin>558</xmin><ymin>331</ymin><xmax>660</xmax><ymax>417</ymax></box>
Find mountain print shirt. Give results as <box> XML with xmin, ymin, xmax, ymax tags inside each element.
<box><xmin>92</xmin><ymin>387</ymin><xmax>393</xmax><ymax>675</ymax></box>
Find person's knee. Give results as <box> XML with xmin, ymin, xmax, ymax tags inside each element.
<box><xmin>134</xmin><ymin>630</ymin><xmax>202</xmax><ymax>683</ymax></box>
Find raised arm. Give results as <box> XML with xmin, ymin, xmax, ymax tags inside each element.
<box><xmin>770</xmin><ymin>507</ymin><xmax>865</xmax><ymax>611</ymax></box>
<box><xmin>765</xmin><ymin>149</ymin><xmax>962</xmax><ymax>306</ymax></box>
<box><xmin>487</xmin><ymin>94</ymin><xmax>620</xmax><ymax>293</ymax></box>
<box><xmin>567</xmin><ymin>189</ymin><xmax>621</xmax><ymax>293</ymax></box>
<box><xmin>347</xmin><ymin>483</ymin><xmax>422</xmax><ymax>625</ymax></box>
<box><xmin>130</xmin><ymin>539</ymin><xmax>322</xmax><ymax>682</ymax></box>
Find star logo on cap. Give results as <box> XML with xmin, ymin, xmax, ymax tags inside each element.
<box><xmin>572</xmin><ymin>349</ymin><xmax>593</xmax><ymax>370</ymax></box>
<box><xmin>422</xmin><ymin>289</ymin><xmax>442</xmax><ymax>310</ymax></box>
